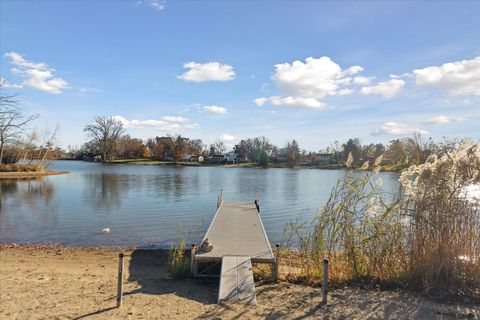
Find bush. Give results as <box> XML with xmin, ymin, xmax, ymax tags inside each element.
<box><xmin>1</xmin><ymin>148</ymin><xmax>20</xmax><ymax>164</ymax></box>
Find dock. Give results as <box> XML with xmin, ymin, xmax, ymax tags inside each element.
<box><xmin>192</xmin><ymin>198</ymin><xmax>276</xmax><ymax>304</ymax></box>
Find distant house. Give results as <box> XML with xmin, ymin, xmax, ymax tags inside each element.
<box><xmin>224</xmin><ymin>151</ymin><xmax>237</xmax><ymax>163</ymax></box>
<box><xmin>207</xmin><ymin>154</ymin><xmax>226</xmax><ymax>164</ymax></box>
<box><xmin>190</xmin><ymin>155</ymin><xmax>204</xmax><ymax>162</ymax></box>
<box><xmin>311</xmin><ymin>153</ymin><xmax>334</xmax><ymax>165</ymax></box>
<box><xmin>270</xmin><ymin>148</ymin><xmax>287</xmax><ymax>163</ymax></box>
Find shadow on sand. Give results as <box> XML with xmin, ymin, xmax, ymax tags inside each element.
<box><xmin>125</xmin><ymin>249</ymin><xmax>219</xmax><ymax>304</ymax></box>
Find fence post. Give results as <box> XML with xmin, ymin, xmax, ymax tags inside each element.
<box><xmin>322</xmin><ymin>258</ymin><xmax>329</xmax><ymax>305</ymax></box>
<box><xmin>273</xmin><ymin>244</ymin><xmax>280</xmax><ymax>282</ymax></box>
<box><xmin>117</xmin><ymin>253</ymin><xmax>124</xmax><ymax>308</ymax></box>
<box><xmin>191</xmin><ymin>244</ymin><xmax>198</xmax><ymax>277</ymax></box>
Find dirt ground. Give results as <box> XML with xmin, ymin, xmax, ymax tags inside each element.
<box><xmin>0</xmin><ymin>245</ymin><xmax>478</xmax><ymax>320</ymax></box>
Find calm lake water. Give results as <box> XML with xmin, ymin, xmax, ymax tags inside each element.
<box><xmin>0</xmin><ymin>161</ymin><xmax>400</xmax><ymax>248</ymax></box>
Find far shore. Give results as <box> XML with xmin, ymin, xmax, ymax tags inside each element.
<box><xmin>0</xmin><ymin>243</ymin><xmax>477</xmax><ymax>319</ymax></box>
<box><xmin>101</xmin><ymin>158</ymin><xmax>404</xmax><ymax>172</ymax></box>
<box><xmin>0</xmin><ymin>170</ymin><xmax>68</xmax><ymax>179</ymax></box>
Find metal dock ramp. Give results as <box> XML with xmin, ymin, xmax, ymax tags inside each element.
<box><xmin>218</xmin><ymin>256</ymin><xmax>256</xmax><ymax>304</ymax></box>
<box><xmin>192</xmin><ymin>199</ymin><xmax>276</xmax><ymax>304</ymax></box>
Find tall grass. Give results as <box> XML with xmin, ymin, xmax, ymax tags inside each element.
<box><xmin>285</xmin><ymin>142</ymin><xmax>479</xmax><ymax>297</ymax></box>
<box><xmin>168</xmin><ymin>219</ymin><xmax>205</xmax><ymax>280</ymax></box>
<box><xmin>168</xmin><ymin>238</ymin><xmax>190</xmax><ymax>280</ymax></box>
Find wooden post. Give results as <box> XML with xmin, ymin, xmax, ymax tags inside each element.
<box><xmin>117</xmin><ymin>253</ymin><xmax>124</xmax><ymax>308</ymax></box>
<box><xmin>273</xmin><ymin>244</ymin><xmax>280</xmax><ymax>282</ymax></box>
<box><xmin>191</xmin><ymin>244</ymin><xmax>198</xmax><ymax>277</ymax></box>
<box><xmin>322</xmin><ymin>258</ymin><xmax>329</xmax><ymax>305</ymax></box>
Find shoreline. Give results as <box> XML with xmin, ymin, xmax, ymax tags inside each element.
<box><xmin>0</xmin><ymin>170</ymin><xmax>69</xmax><ymax>179</ymax></box>
<box><xmin>77</xmin><ymin>158</ymin><xmax>403</xmax><ymax>172</ymax></box>
<box><xmin>0</xmin><ymin>244</ymin><xmax>477</xmax><ymax>319</ymax></box>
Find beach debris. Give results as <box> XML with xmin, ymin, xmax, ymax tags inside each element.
<box><xmin>101</xmin><ymin>227</ymin><xmax>110</xmax><ymax>234</ymax></box>
<box><xmin>198</xmin><ymin>238</ymin><xmax>213</xmax><ymax>252</ymax></box>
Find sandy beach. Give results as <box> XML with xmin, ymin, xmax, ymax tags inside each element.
<box><xmin>0</xmin><ymin>245</ymin><xmax>478</xmax><ymax>320</ymax></box>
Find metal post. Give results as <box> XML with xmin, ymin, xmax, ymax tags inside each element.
<box><xmin>191</xmin><ymin>244</ymin><xmax>198</xmax><ymax>277</ymax></box>
<box><xmin>273</xmin><ymin>244</ymin><xmax>280</xmax><ymax>282</ymax></box>
<box><xmin>322</xmin><ymin>258</ymin><xmax>329</xmax><ymax>305</ymax></box>
<box><xmin>117</xmin><ymin>253</ymin><xmax>124</xmax><ymax>308</ymax></box>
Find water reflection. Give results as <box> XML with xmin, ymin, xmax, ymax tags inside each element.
<box><xmin>1</xmin><ymin>178</ymin><xmax>54</xmax><ymax>210</ymax></box>
<box><xmin>83</xmin><ymin>173</ymin><xmax>126</xmax><ymax>210</ymax></box>
<box><xmin>0</xmin><ymin>161</ymin><xmax>401</xmax><ymax>247</ymax></box>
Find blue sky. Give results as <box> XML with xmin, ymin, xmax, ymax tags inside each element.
<box><xmin>1</xmin><ymin>0</ymin><xmax>479</xmax><ymax>150</ymax></box>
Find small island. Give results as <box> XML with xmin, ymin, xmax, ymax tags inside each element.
<box><xmin>0</xmin><ymin>164</ymin><xmax>68</xmax><ymax>179</ymax></box>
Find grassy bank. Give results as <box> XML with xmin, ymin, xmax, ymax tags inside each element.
<box><xmin>0</xmin><ymin>164</ymin><xmax>68</xmax><ymax>178</ymax></box>
<box><xmin>0</xmin><ymin>164</ymin><xmax>45</xmax><ymax>172</ymax></box>
<box><xmin>106</xmin><ymin>159</ymin><xmax>404</xmax><ymax>172</ymax></box>
<box><xmin>109</xmin><ymin>159</ymin><xmax>205</xmax><ymax>166</ymax></box>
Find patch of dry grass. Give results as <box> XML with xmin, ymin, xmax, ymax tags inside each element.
<box><xmin>281</xmin><ymin>142</ymin><xmax>480</xmax><ymax>298</ymax></box>
<box><xmin>0</xmin><ymin>164</ymin><xmax>45</xmax><ymax>172</ymax></box>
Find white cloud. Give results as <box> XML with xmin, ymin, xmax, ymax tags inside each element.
<box><xmin>254</xmin><ymin>96</ymin><xmax>326</xmax><ymax>109</ymax></box>
<box><xmin>353</xmin><ymin>76</ymin><xmax>373</xmax><ymax>85</ymax></box>
<box><xmin>255</xmin><ymin>56</ymin><xmax>368</xmax><ymax>109</ymax></box>
<box><xmin>161</xmin><ymin>115</ymin><xmax>189</xmax><ymax>122</ymax></box>
<box><xmin>201</xmin><ymin>105</ymin><xmax>227</xmax><ymax>114</ymax></box>
<box><xmin>4</xmin><ymin>52</ymin><xmax>69</xmax><ymax>94</ymax></box>
<box><xmin>271</xmin><ymin>56</ymin><xmax>360</xmax><ymax>98</ymax></box>
<box><xmin>220</xmin><ymin>133</ymin><xmax>236</xmax><ymax>142</ymax></box>
<box><xmin>413</xmin><ymin>56</ymin><xmax>480</xmax><ymax>96</ymax></box>
<box><xmin>112</xmin><ymin>115</ymin><xmax>199</xmax><ymax>132</ymax></box>
<box><xmin>135</xmin><ymin>0</ymin><xmax>166</xmax><ymax>11</ymax></box>
<box><xmin>462</xmin><ymin>98</ymin><xmax>472</xmax><ymax>106</ymax></box>
<box><xmin>178</xmin><ymin>61</ymin><xmax>235</xmax><ymax>82</ymax></box>
<box><xmin>372</xmin><ymin>122</ymin><xmax>428</xmax><ymax>136</ymax></box>
<box><xmin>149</xmin><ymin>0</ymin><xmax>166</xmax><ymax>11</ymax></box>
<box><xmin>360</xmin><ymin>79</ymin><xmax>405</xmax><ymax>98</ymax></box>
<box><xmin>423</xmin><ymin>115</ymin><xmax>466</xmax><ymax>125</ymax></box>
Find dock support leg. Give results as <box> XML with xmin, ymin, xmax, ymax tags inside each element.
<box><xmin>191</xmin><ymin>244</ymin><xmax>198</xmax><ymax>277</ymax></box>
<box><xmin>273</xmin><ymin>244</ymin><xmax>280</xmax><ymax>282</ymax></box>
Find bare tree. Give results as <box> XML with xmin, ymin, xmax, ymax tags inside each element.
<box><xmin>84</xmin><ymin>116</ymin><xmax>125</xmax><ymax>162</ymax></box>
<box><xmin>209</xmin><ymin>140</ymin><xmax>226</xmax><ymax>155</ymax></box>
<box><xmin>0</xmin><ymin>87</ymin><xmax>38</xmax><ymax>164</ymax></box>
<box><xmin>37</xmin><ymin>125</ymin><xmax>60</xmax><ymax>166</ymax></box>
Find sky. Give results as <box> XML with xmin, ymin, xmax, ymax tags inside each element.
<box><xmin>0</xmin><ymin>0</ymin><xmax>479</xmax><ymax>151</ymax></box>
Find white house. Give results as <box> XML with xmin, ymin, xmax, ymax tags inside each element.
<box><xmin>224</xmin><ymin>151</ymin><xmax>237</xmax><ymax>163</ymax></box>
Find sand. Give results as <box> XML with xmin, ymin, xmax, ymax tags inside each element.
<box><xmin>0</xmin><ymin>245</ymin><xmax>478</xmax><ymax>320</ymax></box>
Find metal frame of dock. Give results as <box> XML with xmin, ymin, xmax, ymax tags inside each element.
<box><xmin>191</xmin><ymin>196</ymin><xmax>276</xmax><ymax>304</ymax></box>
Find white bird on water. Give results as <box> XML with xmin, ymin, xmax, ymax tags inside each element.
<box><xmin>101</xmin><ymin>227</ymin><xmax>110</xmax><ymax>234</ymax></box>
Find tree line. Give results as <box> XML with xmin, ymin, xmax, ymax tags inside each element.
<box><xmin>74</xmin><ymin>116</ymin><xmax>459</xmax><ymax>169</ymax></box>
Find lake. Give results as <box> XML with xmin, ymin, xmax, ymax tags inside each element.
<box><xmin>0</xmin><ymin>161</ymin><xmax>400</xmax><ymax>248</ymax></box>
